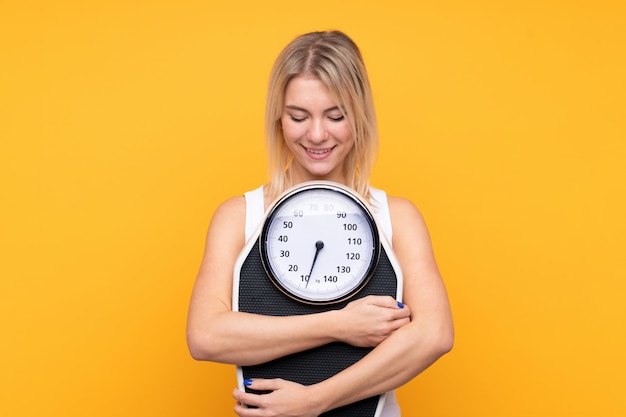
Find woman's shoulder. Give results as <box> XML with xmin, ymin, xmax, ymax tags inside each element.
<box><xmin>211</xmin><ymin>183</ymin><xmax>270</xmax><ymax>226</ymax></box>
<box><xmin>384</xmin><ymin>193</ymin><xmax>428</xmax><ymax>233</ymax></box>
<box><xmin>209</xmin><ymin>194</ymin><xmax>247</xmax><ymax>233</ymax></box>
<box><xmin>216</xmin><ymin>194</ymin><xmax>246</xmax><ymax>213</ymax></box>
<box><xmin>215</xmin><ymin>184</ymin><xmax>266</xmax><ymax>213</ymax></box>
<box><xmin>384</xmin><ymin>193</ymin><xmax>421</xmax><ymax>215</ymax></box>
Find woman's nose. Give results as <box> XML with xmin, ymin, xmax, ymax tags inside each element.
<box><xmin>307</xmin><ymin>119</ymin><xmax>327</xmax><ymax>143</ymax></box>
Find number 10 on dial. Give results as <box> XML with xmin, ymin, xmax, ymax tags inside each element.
<box><xmin>260</xmin><ymin>181</ymin><xmax>381</xmax><ymax>304</ymax></box>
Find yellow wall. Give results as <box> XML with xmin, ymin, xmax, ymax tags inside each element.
<box><xmin>1</xmin><ymin>1</ymin><xmax>625</xmax><ymax>416</ymax></box>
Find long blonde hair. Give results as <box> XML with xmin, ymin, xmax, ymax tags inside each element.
<box><xmin>265</xmin><ymin>31</ymin><xmax>379</xmax><ymax>201</ymax></box>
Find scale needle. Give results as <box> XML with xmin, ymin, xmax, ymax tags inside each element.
<box><xmin>305</xmin><ymin>240</ymin><xmax>324</xmax><ymax>288</ymax></box>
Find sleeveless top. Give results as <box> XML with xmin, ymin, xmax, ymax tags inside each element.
<box><xmin>243</xmin><ymin>185</ymin><xmax>401</xmax><ymax>417</ymax></box>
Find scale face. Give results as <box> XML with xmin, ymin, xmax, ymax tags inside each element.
<box><xmin>260</xmin><ymin>182</ymin><xmax>380</xmax><ymax>304</ymax></box>
<box><xmin>233</xmin><ymin>181</ymin><xmax>403</xmax><ymax>417</ymax></box>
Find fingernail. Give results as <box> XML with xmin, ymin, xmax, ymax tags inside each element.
<box><xmin>244</xmin><ymin>379</ymin><xmax>253</xmax><ymax>387</ymax></box>
<box><xmin>397</xmin><ymin>301</ymin><xmax>404</xmax><ymax>308</ymax></box>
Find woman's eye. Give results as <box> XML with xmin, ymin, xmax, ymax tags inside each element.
<box><xmin>290</xmin><ymin>115</ymin><xmax>306</xmax><ymax>122</ymax></box>
<box><xmin>329</xmin><ymin>115</ymin><xmax>345</xmax><ymax>122</ymax></box>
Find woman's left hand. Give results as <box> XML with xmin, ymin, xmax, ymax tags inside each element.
<box><xmin>233</xmin><ymin>378</ymin><xmax>323</xmax><ymax>417</ymax></box>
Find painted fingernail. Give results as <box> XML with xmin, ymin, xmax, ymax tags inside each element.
<box><xmin>397</xmin><ymin>301</ymin><xmax>404</xmax><ymax>308</ymax></box>
<box><xmin>244</xmin><ymin>379</ymin><xmax>253</xmax><ymax>387</ymax></box>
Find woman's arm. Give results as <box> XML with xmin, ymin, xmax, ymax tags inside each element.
<box><xmin>186</xmin><ymin>196</ymin><xmax>411</xmax><ymax>366</ymax></box>
<box><xmin>318</xmin><ymin>196</ymin><xmax>454</xmax><ymax>404</ymax></box>
<box><xmin>233</xmin><ymin>196</ymin><xmax>453</xmax><ymax>415</ymax></box>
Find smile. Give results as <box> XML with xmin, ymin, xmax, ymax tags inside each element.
<box><xmin>305</xmin><ymin>146</ymin><xmax>334</xmax><ymax>155</ymax></box>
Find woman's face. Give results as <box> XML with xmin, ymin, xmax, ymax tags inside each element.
<box><xmin>281</xmin><ymin>76</ymin><xmax>354</xmax><ymax>185</ymax></box>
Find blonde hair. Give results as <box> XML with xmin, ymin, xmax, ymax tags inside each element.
<box><xmin>265</xmin><ymin>31</ymin><xmax>379</xmax><ymax>202</ymax></box>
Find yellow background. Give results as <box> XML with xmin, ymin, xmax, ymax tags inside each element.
<box><xmin>1</xmin><ymin>1</ymin><xmax>625</xmax><ymax>416</ymax></box>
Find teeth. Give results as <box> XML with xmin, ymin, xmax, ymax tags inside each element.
<box><xmin>307</xmin><ymin>148</ymin><xmax>331</xmax><ymax>154</ymax></box>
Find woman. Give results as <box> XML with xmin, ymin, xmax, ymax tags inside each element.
<box><xmin>187</xmin><ymin>30</ymin><xmax>454</xmax><ymax>417</ymax></box>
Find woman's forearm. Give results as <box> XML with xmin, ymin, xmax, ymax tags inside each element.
<box><xmin>188</xmin><ymin>294</ymin><xmax>410</xmax><ymax>366</ymax></box>
<box><xmin>312</xmin><ymin>315</ymin><xmax>453</xmax><ymax>412</ymax></box>
<box><xmin>188</xmin><ymin>309</ymin><xmax>342</xmax><ymax>366</ymax></box>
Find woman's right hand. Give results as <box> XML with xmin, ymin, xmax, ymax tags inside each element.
<box><xmin>334</xmin><ymin>295</ymin><xmax>411</xmax><ymax>347</ymax></box>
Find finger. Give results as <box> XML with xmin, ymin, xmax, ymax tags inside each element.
<box><xmin>244</xmin><ymin>377</ymin><xmax>284</xmax><ymax>392</ymax></box>
<box><xmin>392</xmin><ymin>316</ymin><xmax>412</xmax><ymax>329</ymax></box>
<box><xmin>369</xmin><ymin>295</ymin><xmax>405</xmax><ymax>309</ymax></box>
<box><xmin>232</xmin><ymin>388</ymin><xmax>251</xmax><ymax>404</ymax></box>
<box><xmin>232</xmin><ymin>389</ymin><xmax>259</xmax><ymax>412</ymax></box>
<box><xmin>394</xmin><ymin>306</ymin><xmax>412</xmax><ymax>322</ymax></box>
<box><xmin>381</xmin><ymin>305</ymin><xmax>411</xmax><ymax>325</ymax></box>
<box><xmin>234</xmin><ymin>399</ymin><xmax>262</xmax><ymax>417</ymax></box>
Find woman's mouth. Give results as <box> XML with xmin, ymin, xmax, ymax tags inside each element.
<box><xmin>303</xmin><ymin>145</ymin><xmax>335</xmax><ymax>160</ymax></box>
<box><xmin>306</xmin><ymin>147</ymin><xmax>332</xmax><ymax>155</ymax></box>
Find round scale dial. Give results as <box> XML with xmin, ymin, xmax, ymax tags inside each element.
<box><xmin>260</xmin><ymin>181</ymin><xmax>380</xmax><ymax>304</ymax></box>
